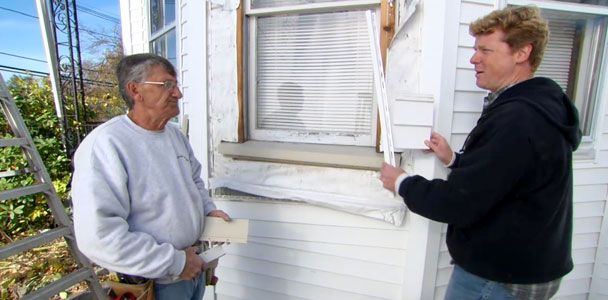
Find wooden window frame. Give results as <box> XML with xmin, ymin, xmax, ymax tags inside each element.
<box><xmin>236</xmin><ymin>0</ymin><xmax>396</xmax><ymax>149</ymax></box>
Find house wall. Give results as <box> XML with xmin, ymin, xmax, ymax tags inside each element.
<box><xmin>203</xmin><ymin>2</ymin><xmax>423</xmax><ymax>299</ymax></box>
<box><xmin>119</xmin><ymin>0</ymin><xmax>608</xmax><ymax>298</ymax></box>
<box><xmin>178</xmin><ymin>0</ymin><xmax>210</xmax><ymax>183</ymax></box>
<box><xmin>118</xmin><ymin>0</ymin><xmax>147</xmax><ymax>55</ymax></box>
<box><xmin>434</xmin><ymin>1</ymin><xmax>608</xmax><ymax>299</ymax></box>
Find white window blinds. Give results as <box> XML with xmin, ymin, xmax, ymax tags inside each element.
<box><xmin>250</xmin><ymin>10</ymin><xmax>376</xmax><ymax>146</ymax></box>
<box><xmin>536</xmin><ymin>16</ymin><xmax>577</xmax><ymax>93</ymax></box>
<box><xmin>535</xmin><ymin>9</ymin><xmax>608</xmax><ymax>136</ymax></box>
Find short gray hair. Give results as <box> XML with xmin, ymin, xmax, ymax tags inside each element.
<box><xmin>116</xmin><ymin>53</ymin><xmax>177</xmax><ymax>109</ymax></box>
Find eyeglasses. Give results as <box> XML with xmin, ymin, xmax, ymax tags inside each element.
<box><xmin>141</xmin><ymin>80</ymin><xmax>180</xmax><ymax>90</ymax></box>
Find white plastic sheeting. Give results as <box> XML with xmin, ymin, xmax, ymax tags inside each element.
<box><xmin>209</xmin><ymin>161</ymin><xmax>406</xmax><ymax>226</ymax></box>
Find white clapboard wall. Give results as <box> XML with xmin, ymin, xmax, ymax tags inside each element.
<box><xmin>212</xmin><ymin>200</ymin><xmax>408</xmax><ymax>300</ymax></box>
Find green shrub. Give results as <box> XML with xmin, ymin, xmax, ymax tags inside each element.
<box><xmin>0</xmin><ymin>77</ymin><xmax>71</xmax><ymax>239</ymax></box>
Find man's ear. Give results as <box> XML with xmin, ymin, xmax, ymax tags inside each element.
<box><xmin>126</xmin><ymin>82</ymin><xmax>141</xmax><ymax>103</ymax></box>
<box><xmin>515</xmin><ymin>44</ymin><xmax>533</xmax><ymax>64</ymax></box>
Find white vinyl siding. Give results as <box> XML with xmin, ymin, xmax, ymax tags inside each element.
<box><xmin>247</xmin><ymin>1</ymin><xmax>379</xmax><ymax>146</ymax></box>
<box><xmin>212</xmin><ymin>200</ymin><xmax>408</xmax><ymax>300</ymax></box>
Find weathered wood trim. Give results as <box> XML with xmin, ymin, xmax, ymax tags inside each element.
<box><xmin>237</xmin><ymin>4</ymin><xmax>245</xmax><ymax>143</ymax></box>
<box><xmin>376</xmin><ymin>0</ymin><xmax>396</xmax><ymax>151</ymax></box>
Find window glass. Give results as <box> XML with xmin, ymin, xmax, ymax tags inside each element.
<box><xmin>164</xmin><ymin>0</ymin><xmax>176</xmax><ymax>25</ymax></box>
<box><xmin>151</xmin><ymin>29</ymin><xmax>177</xmax><ymax>67</ymax></box>
<box><xmin>150</xmin><ymin>0</ymin><xmax>176</xmax><ymax>33</ymax></box>
<box><xmin>247</xmin><ymin>2</ymin><xmax>378</xmax><ymax>146</ymax></box>
<box><xmin>255</xmin><ymin>11</ymin><xmax>373</xmax><ymax>135</ymax></box>
<box><xmin>536</xmin><ymin>9</ymin><xmax>607</xmax><ymax>136</ymax></box>
<box><xmin>150</xmin><ymin>1</ymin><xmax>178</xmax><ymax>123</ymax></box>
<box><xmin>150</xmin><ymin>0</ymin><xmax>163</xmax><ymax>33</ymax></box>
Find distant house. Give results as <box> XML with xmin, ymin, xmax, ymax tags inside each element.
<box><xmin>119</xmin><ymin>0</ymin><xmax>608</xmax><ymax>299</ymax></box>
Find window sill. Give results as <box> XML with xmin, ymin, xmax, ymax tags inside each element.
<box><xmin>218</xmin><ymin>140</ymin><xmax>384</xmax><ymax>170</ymax></box>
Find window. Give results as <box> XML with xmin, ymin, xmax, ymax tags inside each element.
<box><xmin>150</xmin><ymin>0</ymin><xmax>177</xmax><ymax>67</ymax></box>
<box><xmin>513</xmin><ymin>0</ymin><xmax>608</xmax><ymax>148</ymax></box>
<box><xmin>149</xmin><ymin>0</ymin><xmax>179</xmax><ymax>123</ymax></box>
<box><xmin>245</xmin><ymin>0</ymin><xmax>382</xmax><ymax>146</ymax></box>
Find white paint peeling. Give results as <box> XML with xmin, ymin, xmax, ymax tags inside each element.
<box><xmin>208</xmin><ymin>0</ymin><xmax>240</xmax><ymax>11</ymax></box>
<box><xmin>386</xmin><ymin>3</ymin><xmax>423</xmax><ymax>97</ymax></box>
<box><xmin>207</xmin><ymin>3</ymin><xmax>406</xmax><ymax>226</ymax></box>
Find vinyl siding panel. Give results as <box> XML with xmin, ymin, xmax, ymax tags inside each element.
<box><xmin>213</xmin><ymin>200</ymin><xmax>408</xmax><ymax>300</ymax></box>
<box><xmin>589</xmin><ymin>183</ymin><xmax>608</xmax><ymax>298</ymax></box>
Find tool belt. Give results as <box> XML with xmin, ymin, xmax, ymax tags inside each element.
<box><xmin>107</xmin><ymin>277</ymin><xmax>154</xmax><ymax>300</ymax></box>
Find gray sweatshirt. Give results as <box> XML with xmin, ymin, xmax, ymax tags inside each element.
<box><xmin>72</xmin><ymin>115</ymin><xmax>216</xmax><ymax>283</ymax></box>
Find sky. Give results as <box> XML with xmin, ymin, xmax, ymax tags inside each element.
<box><xmin>0</xmin><ymin>0</ymin><xmax>121</xmax><ymax>80</ymax></box>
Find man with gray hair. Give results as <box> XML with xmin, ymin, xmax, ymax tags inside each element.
<box><xmin>380</xmin><ymin>6</ymin><xmax>581</xmax><ymax>299</ymax></box>
<box><xmin>72</xmin><ymin>53</ymin><xmax>230</xmax><ymax>299</ymax></box>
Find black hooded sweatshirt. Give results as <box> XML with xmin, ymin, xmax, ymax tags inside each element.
<box><xmin>400</xmin><ymin>77</ymin><xmax>582</xmax><ymax>284</ymax></box>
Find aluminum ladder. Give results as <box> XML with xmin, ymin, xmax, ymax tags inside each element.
<box><xmin>0</xmin><ymin>74</ymin><xmax>105</xmax><ymax>299</ymax></box>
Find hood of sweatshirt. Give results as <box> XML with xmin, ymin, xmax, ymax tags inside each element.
<box><xmin>489</xmin><ymin>77</ymin><xmax>582</xmax><ymax>151</ymax></box>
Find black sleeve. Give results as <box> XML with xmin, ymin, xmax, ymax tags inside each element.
<box><xmin>450</xmin><ymin>152</ymin><xmax>461</xmax><ymax>168</ymax></box>
<box><xmin>398</xmin><ymin>104</ymin><xmax>535</xmax><ymax>226</ymax></box>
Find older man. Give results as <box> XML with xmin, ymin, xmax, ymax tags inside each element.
<box><xmin>380</xmin><ymin>6</ymin><xmax>581</xmax><ymax>300</ymax></box>
<box><xmin>72</xmin><ymin>53</ymin><xmax>230</xmax><ymax>300</ymax></box>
